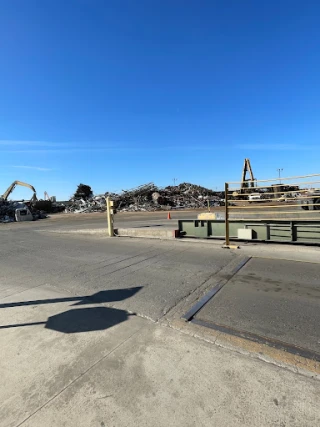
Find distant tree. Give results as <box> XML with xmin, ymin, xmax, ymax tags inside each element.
<box><xmin>74</xmin><ymin>183</ymin><xmax>93</xmax><ymax>200</ymax></box>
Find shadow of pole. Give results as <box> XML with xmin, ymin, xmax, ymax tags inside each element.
<box><xmin>0</xmin><ymin>287</ymin><xmax>142</xmax><ymax>309</ymax></box>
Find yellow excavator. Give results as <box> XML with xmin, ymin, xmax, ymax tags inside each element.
<box><xmin>1</xmin><ymin>181</ymin><xmax>37</xmax><ymax>202</ymax></box>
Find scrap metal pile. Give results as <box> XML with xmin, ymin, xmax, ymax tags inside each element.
<box><xmin>0</xmin><ymin>180</ymin><xmax>65</xmax><ymax>223</ymax></box>
<box><xmin>0</xmin><ymin>200</ymin><xmax>48</xmax><ymax>223</ymax></box>
<box><xmin>112</xmin><ymin>182</ymin><xmax>159</xmax><ymax>212</ymax></box>
<box><xmin>157</xmin><ymin>183</ymin><xmax>221</xmax><ymax>210</ymax></box>
<box><xmin>66</xmin><ymin>182</ymin><xmax>222</xmax><ymax>214</ymax></box>
<box><xmin>114</xmin><ymin>182</ymin><xmax>222</xmax><ymax>212</ymax></box>
<box><xmin>64</xmin><ymin>196</ymin><xmax>107</xmax><ymax>214</ymax></box>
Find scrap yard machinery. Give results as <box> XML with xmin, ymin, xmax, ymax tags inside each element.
<box><xmin>232</xmin><ymin>158</ymin><xmax>256</xmax><ymax>199</ymax></box>
<box><xmin>0</xmin><ymin>181</ymin><xmax>37</xmax><ymax>202</ymax></box>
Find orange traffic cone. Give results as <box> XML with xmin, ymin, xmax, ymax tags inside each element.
<box><xmin>167</xmin><ymin>212</ymin><xmax>171</xmax><ymax>220</ymax></box>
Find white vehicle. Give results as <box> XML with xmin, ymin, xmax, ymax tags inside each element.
<box><xmin>277</xmin><ymin>194</ymin><xmax>288</xmax><ymax>202</ymax></box>
<box><xmin>278</xmin><ymin>192</ymin><xmax>301</xmax><ymax>202</ymax></box>
<box><xmin>248</xmin><ymin>193</ymin><xmax>261</xmax><ymax>202</ymax></box>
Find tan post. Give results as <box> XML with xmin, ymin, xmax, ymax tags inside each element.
<box><xmin>106</xmin><ymin>197</ymin><xmax>114</xmax><ymax>237</ymax></box>
<box><xmin>224</xmin><ymin>183</ymin><xmax>230</xmax><ymax>246</ymax></box>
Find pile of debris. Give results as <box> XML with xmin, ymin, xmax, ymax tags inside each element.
<box><xmin>113</xmin><ymin>182</ymin><xmax>222</xmax><ymax>212</ymax></box>
<box><xmin>0</xmin><ymin>200</ymin><xmax>48</xmax><ymax>223</ymax></box>
<box><xmin>0</xmin><ymin>180</ymin><xmax>67</xmax><ymax>223</ymax></box>
<box><xmin>157</xmin><ymin>182</ymin><xmax>222</xmax><ymax>210</ymax></box>
<box><xmin>65</xmin><ymin>196</ymin><xmax>107</xmax><ymax>214</ymax></box>
<box><xmin>64</xmin><ymin>182</ymin><xmax>223</xmax><ymax>214</ymax></box>
<box><xmin>1</xmin><ymin>181</ymin><xmax>223</xmax><ymax>219</ymax></box>
<box><xmin>112</xmin><ymin>182</ymin><xmax>159</xmax><ymax>212</ymax></box>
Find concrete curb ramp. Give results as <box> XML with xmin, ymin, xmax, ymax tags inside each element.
<box><xmin>43</xmin><ymin>227</ymin><xmax>179</xmax><ymax>239</ymax></box>
<box><xmin>115</xmin><ymin>227</ymin><xmax>179</xmax><ymax>239</ymax></box>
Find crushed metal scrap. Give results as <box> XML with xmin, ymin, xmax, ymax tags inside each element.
<box><xmin>64</xmin><ymin>196</ymin><xmax>107</xmax><ymax>214</ymax></box>
<box><xmin>66</xmin><ymin>182</ymin><xmax>223</xmax><ymax>214</ymax></box>
<box><xmin>1</xmin><ymin>180</ymin><xmax>223</xmax><ymax>221</ymax></box>
<box><xmin>0</xmin><ymin>180</ymin><xmax>65</xmax><ymax>223</ymax></box>
<box><xmin>0</xmin><ymin>200</ymin><xmax>49</xmax><ymax>223</ymax></box>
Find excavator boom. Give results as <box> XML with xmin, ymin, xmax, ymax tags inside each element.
<box><xmin>1</xmin><ymin>181</ymin><xmax>37</xmax><ymax>201</ymax></box>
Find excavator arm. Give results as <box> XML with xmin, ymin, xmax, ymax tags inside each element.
<box><xmin>1</xmin><ymin>181</ymin><xmax>37</xmax><ymax>201</ymax></box>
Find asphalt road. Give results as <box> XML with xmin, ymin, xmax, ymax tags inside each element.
<box><xmin>1</xmin><ymin>219</ymin><xmax>320</xmax><ymax>427</ymax></box>
<box><xmin>1</xmin><ymin>202</ymin><xmax>315</xmax><ymax>233</ymax></box>
<box><xmin>0</xmin><ymin>224</ymin><xmax>238</xmax><ymax>322</ymax></box>
<box><xmin>0</xmin><ymin>210</ymin><xmax>198</xmax><ymax>232</ymax></box>
<box><xmin>195</xmin><ymin>257</ymin><xmax>320</xmax><ymax>356</ymax></box>
<box><xmin>1</xmin><ymin>214</ymin><xmax>320</xmax><ymax>356</ymax></box>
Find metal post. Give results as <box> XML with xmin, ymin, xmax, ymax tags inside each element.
<box><xmin>225</xmin><ymin>183</ymin><xmax>230</xmax><ymax>246</ymax></box>
<box><xmin>106</xmin><ymin>197</ymin><xmax>114</xmax><ymax>237</ymax></box>
<box><xmin>277</xmin><ymin>168</ymin><xmax>283</xmax><ymax>184</ymax></box>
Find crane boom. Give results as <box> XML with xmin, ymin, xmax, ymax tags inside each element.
<box><xmin>241</xmin><ymin>158</ymin><xmax>255</xmax><ymax>191</ymax></box>
<box><xmin>1</xmin><ymin>181</ymin><xmax>37</xmax><ymax>201</ymax></box>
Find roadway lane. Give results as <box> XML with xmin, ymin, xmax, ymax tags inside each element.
<box><xmin>194</xmin><ymin>257</ymin><xmax>320</xmax><ymax>357</ymax></box>
<box><xmin>1</xmin><ymin>203</ymin><xmax>315</xmax><ymax>233</ymax></box>
<box><xmin>1</xmin><ymin>216</ymin><xmax>320</xmax><ymax>358</ymax></box>
<box><xmin>0</xmin><ymin>210</ymin><xmax>201</xmax><ymax>232</ymax></box>
<box><xmin>0</xmin><ymin>226</ymin><xmax>238</xmax><ymax>322</ymax></box>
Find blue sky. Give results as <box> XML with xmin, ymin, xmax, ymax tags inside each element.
<box><xmin>1</xmin><ymin>1</ymin><xmax>320</xmax><ymax>200</ymax></box>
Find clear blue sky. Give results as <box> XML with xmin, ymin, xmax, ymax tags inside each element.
<box><xmin>1</xmin><ymin>0</ymin><xmax>320</xmax><ymax>200</ymax></box>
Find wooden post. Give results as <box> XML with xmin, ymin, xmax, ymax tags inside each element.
<box><xmin>225</xmin><ymin>183</ymin><xmax>230</xmax><ymax>246</ymax></box>
<box><xmin>106</xmin><ymin>197</ymin><xmax>114</xmax><ymax>237</ymax></box>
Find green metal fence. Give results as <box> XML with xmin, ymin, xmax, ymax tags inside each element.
<box><xmin>178</xmin><ymin>173</ymin><xmax>320</xmax><ymax>245</ymax></box>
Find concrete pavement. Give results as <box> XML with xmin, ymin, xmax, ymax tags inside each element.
<box><xmin>1</xmin><ymin>220</ymin><xmax>320</xmax><ymax>426</ymax></box>
<box><xmin>1</xmin><ymin>284</ymin><xmax>319</xmax><ymax>427</ymax></box>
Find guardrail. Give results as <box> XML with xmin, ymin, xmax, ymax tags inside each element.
<box><xmin>224</xmin><ymin>173</ymin><xmax>320</xmax><ymax>245</ymax></box>
<box><xmin>178</xmin><ymin>219</ymin><xmax>320</xmax><ymax>245</ymax></box>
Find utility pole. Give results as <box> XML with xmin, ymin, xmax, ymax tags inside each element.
<box><xmin>173</xmin><ymin>178</ymin><xmax>178</xmax><ymax>186</ymax></box>
<box><xmin>277</xmin><ymin>168</ymin><xmax>283</xmax><ymax>184</ymax></box>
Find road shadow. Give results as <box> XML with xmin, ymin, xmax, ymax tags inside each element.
<box><xmin>0</xmin><ymin>287</ymin><xmax>142</xmax><ymax>333</ymax></box>
<box><xmin>72</xmin><ymin>288</ymin><xmax>141</xmax><ymax>306</ymax></box>
<box><xmin>46</xmin><ymin>307</ymin><xmax>129</xmax><ymax>333</ymax></box>
<box><xmin>0</xmin><ymin>306</ymin><xmax>132</xmax><ymax>334</ymax></box>
<box><xmin>0</xmin><ymin>287</ymin><xmax>142</xmax><ymax>309</ymax></box>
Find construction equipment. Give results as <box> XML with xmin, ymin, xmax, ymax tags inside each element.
<box><xmin>1</xmin><ymin>181</ymin><xmax>37</xmax><ymax>202</ymax></box>
<box><xmin>241</xmin><ymin>158</ymin><xmax>255</xmax><ymax>191</ymax></box>
<box><xmin>44</xmin><ymin>191</ymin><xmax>57</xmax><ymax>203</ymax></box>
<box><xmin>232</xmin><ymin>158</ymin><xmax>256</xmax><ymax>199</ymax></box>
